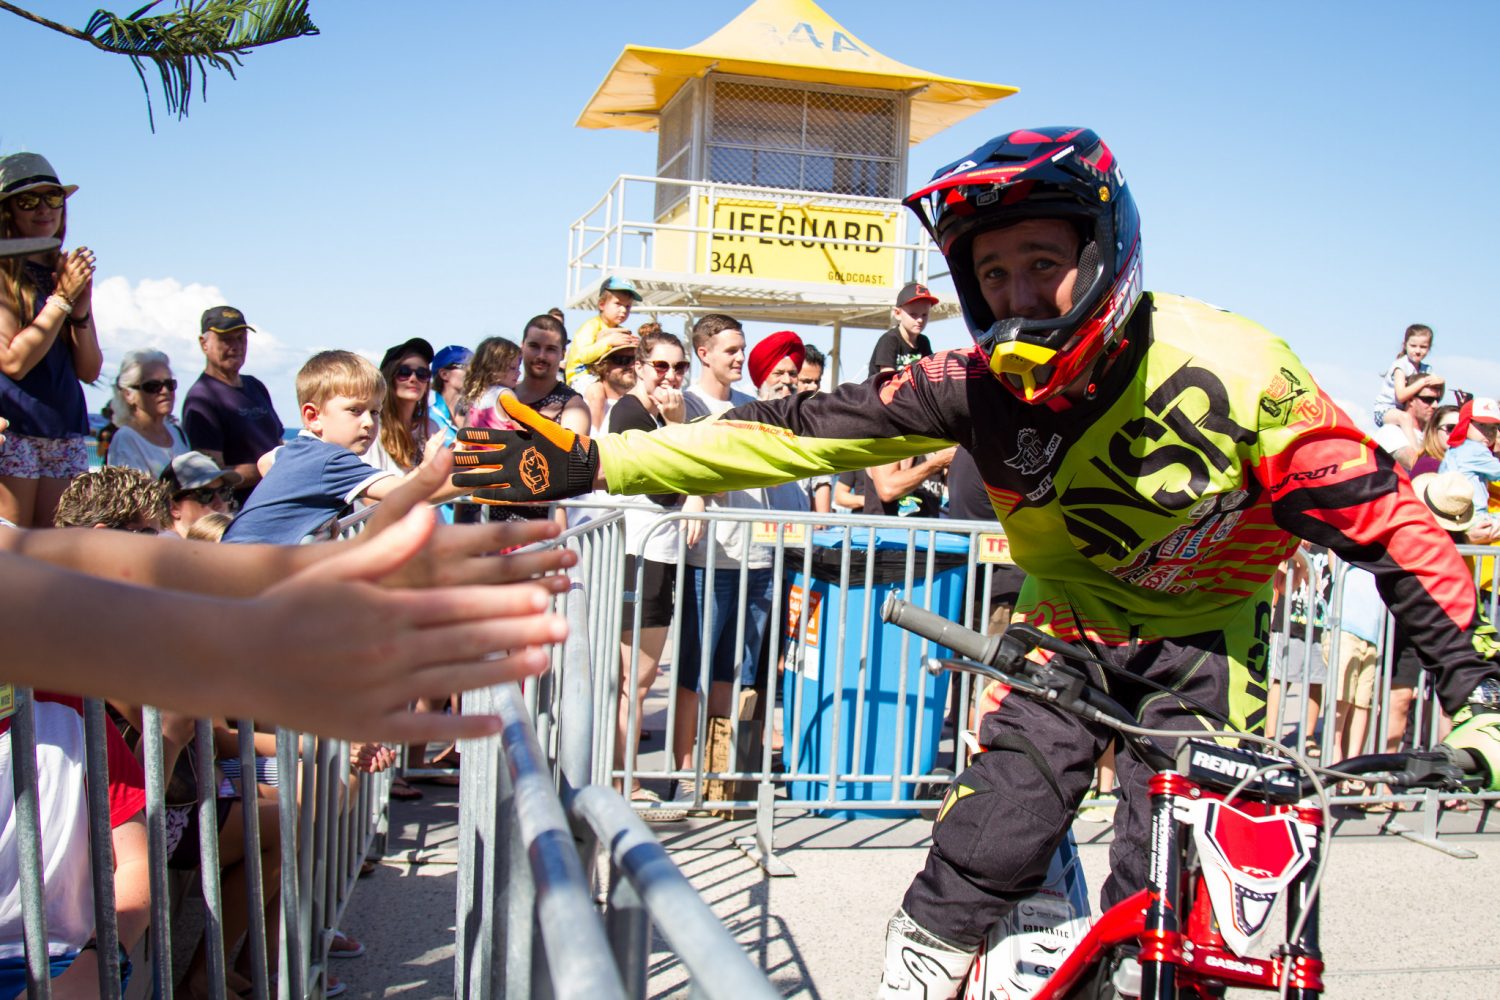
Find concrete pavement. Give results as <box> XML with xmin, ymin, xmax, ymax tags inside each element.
<box><xmin>336</xmin><ymin>783</ymin><xmax>1500</xmax><ymax>998</ymax></box>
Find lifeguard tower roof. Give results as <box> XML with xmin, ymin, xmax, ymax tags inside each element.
<box><xmin>566</xmin><ymin>0</ymin><xmax>1016</xmax><ymax>373</ymax></box>
<box><xmin>577</xmin><ymin>0</ymin><xmax>1016</xmax><ymax>144</ymax></box>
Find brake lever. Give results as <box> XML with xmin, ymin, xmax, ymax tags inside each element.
<box><xmin>925</xmin><ymin>657</ymin><xmax>1046</xmax><ymax>698</ymax></box>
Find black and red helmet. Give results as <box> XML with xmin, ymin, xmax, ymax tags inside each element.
<box><xmin>904</xmin><ymin>127</ymin><xmax>1143</xmax><ymax>403</ymax></box>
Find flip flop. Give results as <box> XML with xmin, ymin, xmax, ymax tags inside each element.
<box><xmin>329</xmin><ymin>931</ymin><xmax>366</xmax><ymax>959</ymax></box>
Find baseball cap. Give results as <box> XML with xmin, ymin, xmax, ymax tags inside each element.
<box><xmin>1472</xmin><ymin>397</ymin><xmax>1500</xmax><ymax>424</ymax></box>
<box><xmin>201</xmin><ymin>305</ymin><xmax>254</xmax><ymax>335</ymax></box>
<box><xmin>161</xmin><ymin>451</ymin><xmax>243</xmax><ymax>493</ymax></box>
<box><xmin>380</xmin><ymin>337</ymin><xmax>435</xmax><ymax>373</ymax></box>
<box><xmin>433</xmin><ymin>344</ymin><xmax>473</xmax><ymax>370</ymax></box>
<box><xmin>599</xmin><ymin>276</ymin><xmax>642</xmax><ymax>303</ymax></box>
<box><xmin>896</xmin><ymin>282</ymin><xmax>938</xmax><ymax>308</ymax></box>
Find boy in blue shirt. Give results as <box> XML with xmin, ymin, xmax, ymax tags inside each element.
<box><xmin>226</xmin><ymin>351</ymin><xmax>451</xmax><ymax>544</ymax></box>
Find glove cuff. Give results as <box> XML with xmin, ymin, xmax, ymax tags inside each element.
<box><xmin>568</xmin><ymin>439</ymin><xmax>600</xmax><ymax>497</ymax></box>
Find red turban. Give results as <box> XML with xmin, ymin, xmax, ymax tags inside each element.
<box><xmin>748</xmin><ymin>330</ymin><xmax>805</xmax><ymax>388</ymax></box>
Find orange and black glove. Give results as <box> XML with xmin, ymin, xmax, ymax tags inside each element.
<box><xmin>451</xmin><ymin>392</ymin><xmax>599</xmax><ymax>505</ymax></box>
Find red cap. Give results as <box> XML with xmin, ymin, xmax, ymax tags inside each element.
<box><xmin>896</xmin><ymin>281</ymin><xmax>938</xmax><ymax>308</ymax></box>
<box><xmin>748</xmin><ymin>330</ymin><xmax>805</xmax><ymax>388</ymax></box>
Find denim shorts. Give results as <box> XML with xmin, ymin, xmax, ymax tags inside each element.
<box><xmin>0</xmin><ymin>432</ymin><xmax>87</xmax><ymax>479</ymax></box>
<box><xmin>675</xmin><ymin>565</ymin><xmax>774</xmax><ymax>692</ymax></box>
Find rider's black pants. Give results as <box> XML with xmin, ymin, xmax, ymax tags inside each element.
<box><xmin>901</xmin><ymin>630</ymin><xmax>1261</xmax><ymax>948</ymax></box>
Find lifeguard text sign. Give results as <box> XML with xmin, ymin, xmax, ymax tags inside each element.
<box><xmin>697</xmin><ymin>196</ymin><xmax>899</xmax><ymax>288</ymax></box>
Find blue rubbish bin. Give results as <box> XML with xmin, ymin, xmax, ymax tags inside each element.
<box><xmin>782</xmin><ymin>527</ymin><xmax>970</xmax><ymax>817</ymax></box>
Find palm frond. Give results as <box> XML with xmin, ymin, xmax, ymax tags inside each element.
<box><xmin>76</xmin><ymin>0</ymin><xmax>319</xmax><ymax>129</ymax></box>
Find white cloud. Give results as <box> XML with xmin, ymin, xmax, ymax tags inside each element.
<box><xmin>85</xmin><ymin>275</ymin><xmax>303</xmax><ymax>424</ymax></box>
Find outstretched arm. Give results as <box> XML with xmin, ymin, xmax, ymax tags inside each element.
<box><xmin>2</xmin><ymin>447</ymin><xmax>576</xmax><ymax>595</ymax></box>
<box><xmin>451</xmin><ymin>359</ymin><xmax>971</xmax><ymax>505</ymax></box>
<box><xmin>1</xmin><ymin>504</ymin><xmax>567</xmax><ymax>742</ymax></box>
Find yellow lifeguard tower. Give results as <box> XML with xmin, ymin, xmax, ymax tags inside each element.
<box><xmin>568</xmin><ymin>0</ymin><xmax>1015</xmax><ymax>374</ymax></box>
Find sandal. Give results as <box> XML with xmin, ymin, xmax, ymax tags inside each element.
<box><xmin>632</xmin><ymin>789</ymin><xmax>686</xmax><ymax>823</ymax></box>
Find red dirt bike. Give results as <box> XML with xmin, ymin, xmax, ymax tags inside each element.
<box><xmin>882</xmin><ymin>596</ymin><xmax>1483</xmax><ymax>999</ymax></box>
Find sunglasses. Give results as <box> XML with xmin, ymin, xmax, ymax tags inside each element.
<box><xmin>131</xmin><ymin>379</ymin><xmax>178</xmax><ymax>394</ymax></box>
<box><xmin>1417</xmin><ymin>395</ymin><xmax>1443</xmax><ymax>404</ymax></box>
<box><xmin>177</xmin><ymin>485</ymin><xmax>234</xmax><ymax>504</ymax></box>
<box><xmin>644</xmin><ymin>360</ymin><xmax>691</xmax><ymax>377</ymax></box>
<box><xmin>10</xmin><ymin>190</ymin><xmax>66</xmax><ymax>211</ymax></box>
<box><xmin>395</xmin><ymin>365</ymin><xmax>432</xmax><ymax>382</ymax></box>
<box><xmin>1438</xmin><ymin>423</ymin><xmax>1459</xmax><ymax>433</ymax></box>
<box><xmin>606</xmin><ymin>353</ymin><xmax>637</xmax><ymax>367</ymax></box>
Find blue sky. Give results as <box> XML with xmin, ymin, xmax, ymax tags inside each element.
<box><xmin>4</xmin><ymin>1</ymin><xmax>1497</xmax><ymax>428</ymax></box>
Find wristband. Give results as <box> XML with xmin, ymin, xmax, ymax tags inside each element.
<box><xmin>45</xmin><ymin>293</ymin><xmax>73</xmax><ymax>314</ymax></box>
<box><xmin>71</xmin><ymin>312</ymin><xmax>92</xmax><ymax>324</ymax></box>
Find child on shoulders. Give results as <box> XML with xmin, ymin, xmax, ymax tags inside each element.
<box><xmin>561</xmin><ymin>276</ymin><xmax>642</xmax><ymax>431</ymax></box>
<box><xmin>1374</xmin><ymin>323</ymin><xmax>1442</xmax><ymax>451</ymax></box>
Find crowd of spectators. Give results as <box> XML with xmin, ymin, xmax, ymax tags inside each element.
<box><xmin>0</xmin><ymin>153</ymin><xmax>575</xmax><ymax>997</ymax></box>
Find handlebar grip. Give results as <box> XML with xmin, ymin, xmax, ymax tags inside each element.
<box><xmin>881</xmin><ymin>594</ymin><xmax>1000</xmax><ymax>665</ymax></box>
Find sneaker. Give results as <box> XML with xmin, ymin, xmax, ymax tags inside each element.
<box><xmin>325</xmin><ymin>975</ymin><xmax>348</xmax><ymax>997</ymax></box>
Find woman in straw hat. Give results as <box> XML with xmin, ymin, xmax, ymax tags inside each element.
<box><xmin>0</xmin><ymin>152</ymin><xmax>102</xmax><ymax>527</ymax></box>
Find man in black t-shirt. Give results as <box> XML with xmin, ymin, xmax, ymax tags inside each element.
<box><xmin>868</xmin><ymin>281</ymin><xmax>938</xmax><ymax>376</ymax></box>
<box><xmin>182</xmin><ymin>305</ymin><xmax>284</xmax><ymax>503</ymax></box>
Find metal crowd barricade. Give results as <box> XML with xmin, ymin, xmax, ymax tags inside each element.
<box><xmin>586</xmin><ymin>504</ymin><xmax>1500</xmax><ymax>871</ymax></box>
<box><xmin>4</xmin><ymin>695</ymin><xmax>388</xmax><ymax>1000</ymax></box>
<box><xmin>454</xmin><ymin>507</ymin><xmax>779</xmax><ymax>999</ymax></box>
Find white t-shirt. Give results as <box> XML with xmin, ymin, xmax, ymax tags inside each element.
<box><xmin>105</xmin><ymin>422</ymin><xmax>191</xmax><ymax>477</ymax></box>
<box><xmin>1372</xmin><ymin>423</ymin><xmax>1410</xmax><ymax>459</ymax></box>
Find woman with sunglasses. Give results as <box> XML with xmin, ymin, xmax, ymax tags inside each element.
<box><xmin>608</xmin><ymin>329</ymin><xmax>699</xmax><ymax>818</ymax></box>
<box><xmin>365</xmin><ymin>337</ymin><xmax>441</xmax><ymax>476</ymax></box>
<box><xmin>0</xmin><ymin>153</ymin><xmax>102</xmax><ymax>527</ymax></box>
<box><xmin>105</xmin><ymin>349</ymin><xmax>191</xmax><ymax>476</ymax></box>
<box><xmin>1411</xmin><ymin>404</ymin><xmax>1460</xmax><ymax>477</ymax></box>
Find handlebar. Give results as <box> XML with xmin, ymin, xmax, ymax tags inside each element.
<box><xmin>880</xmin><ymin>594</ymin><xmax>1487</xmax><ymax>796</ymax></box>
